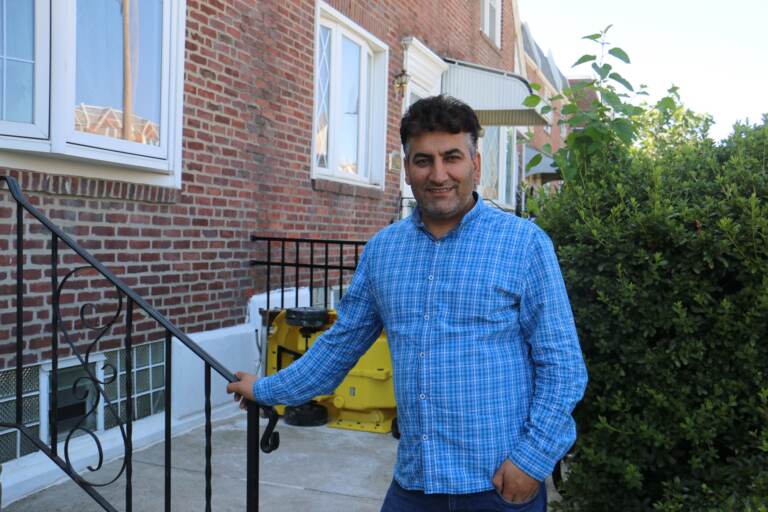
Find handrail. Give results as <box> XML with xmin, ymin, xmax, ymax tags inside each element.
<box><xmin>1</xmin><ymin>175</ymin><xmax>278</xmax><ymax>511</ymax></box>
<box><xmin>1</xmin><ymin>175</ymin><xmax>234</xmax><ymax>382</ymax></box>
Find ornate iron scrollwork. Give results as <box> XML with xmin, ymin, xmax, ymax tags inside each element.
<box><xmin>56</xmin><ymin>266</ymin><xmax>127</xmax><ymax>486</ymax></box>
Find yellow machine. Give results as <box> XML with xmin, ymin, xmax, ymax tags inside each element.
<box><xmin>266</xmin><ymin>307</ymin><xmax>397</xmax><ymax>434</ymax></box>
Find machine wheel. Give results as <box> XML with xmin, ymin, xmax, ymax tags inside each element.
<box><xmin>283</xmin><ymin>402</ymin><xmax>328</xmax><ymax>427</ymax></box>
<box><xmin>391</xmin><ymin>416</ymin><xmax>401</xmax><ymax>439</ymax></box>
<box><xmin>286</xmin><ymin>307</ymin><xmax>329</xmax><ymax>329</ymax></box>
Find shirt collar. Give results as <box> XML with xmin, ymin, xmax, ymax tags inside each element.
<box><xmin>410</xmin><ymin>191</ymin><xmax>486</xmax><ymax>235</ymax></box>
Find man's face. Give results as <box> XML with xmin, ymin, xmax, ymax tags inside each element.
<box><xmin>404</xmin><ymin>131</ymin><xmax>481</xmax><ymax>225</ymax></box>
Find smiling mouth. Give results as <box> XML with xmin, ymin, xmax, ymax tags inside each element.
<box><xmin>426</xmin><ymin>187</ymin><xmax>455</xmax><ymax>194</ymax></box>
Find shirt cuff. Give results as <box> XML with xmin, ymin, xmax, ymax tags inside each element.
<box><xmin>508</xmin><ymin>438</ymin><xmax>557</xmax><ymax>482</ymax></box>
<box><xmin>252</xmin><ymin>375</ymin><xmax>281</xmax><ymax>406</ymax></box>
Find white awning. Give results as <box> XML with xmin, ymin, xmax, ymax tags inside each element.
<box><xmin>442</xmin><ymin>59</ymin><xmax>548</xmax><ymax>126</ymax></box>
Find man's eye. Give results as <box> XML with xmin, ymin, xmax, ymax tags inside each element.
<box><xmin>414</xmin><ymin>159</ymin><xmax>429</xmax><ymax>166</ymax></box>
<box><xmin>445</xmin><ymin>155</ymin><xmax>460</xmax><ymax>162</ymax></box>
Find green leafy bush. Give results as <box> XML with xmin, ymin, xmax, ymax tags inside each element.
<box><xmin>531</xmin><ymin>28</ymin><xmax>768</xmax><ymax>512</ymax></box>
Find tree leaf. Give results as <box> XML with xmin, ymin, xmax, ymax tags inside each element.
<box><xmin>530</xmin><ymin>82</ymin><xmax>542</xmax><ymax>91</ymax></box>
<box><xmin>562</xmin><ymin>165</ymin><xmax>577</xmax><ymax>182</ymax></box>
<box><xmin>603</xmin><ymin>24</ymin><xmax>614</xmax><ymax>34</ymax></box>
<box><xmin>657</xmin><ymin>96</ymin><xmax>676</xmax><ymax>111</ymax></box>
<box><xmin>609</xmin><ymin>72</ymin><xmax>634</xmax><ymax>91</ymax></box>
<box><xmin>592</xmin><ymin>62</ymin><xmax>612</xmax><ymax>80</ymax></box>
<box><xmin>612</xmin><ymin>118</ymin><xmax>635</xmax><ymax>144</ymax></box>
<box><xmin>525</xmin><ymin>153</ymin><xmax>543</xmax><ymax>173</ymax></box>
<box><xmin>582</xmin><ymin>33</ymin><xmax>601</xmax><ymax>41</ymax></box>
<box><xmin>601</xmin><ymin>90</ymin><xmax>623</xmax><ymax>111</ymax></box>
<box><xmin>543</xmin><ymin>143</ymin><xmax>553</xmax><ymax>154</ymax></box>
<box><xmin>541</xmin><ymin>105</ymin><xmax>552</xmax><ymax>115</ymax></box>
<box><xmin>523</xmin><ymin>94</ymin><xmax>542</xmax><ymax>108</ymax></box>
<box><xmin>561</xmin><ymin>103</ymin><xmax>580</xmax><ymax>116</ymax></box>
<box><xmin>573</xmin><ymin>54</ymin><xmax>597</xmax><ymax>67</ymax></box>
<box><xmin>608</xmin><ymin>47</ymin><xmax>631</xmax><ymax>64</ymax></box>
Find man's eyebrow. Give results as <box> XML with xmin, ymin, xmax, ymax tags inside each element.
<box><xmin>410</xmin><ymin>147</ymin><xmax>464</xmax><ymax>160</ymax></box>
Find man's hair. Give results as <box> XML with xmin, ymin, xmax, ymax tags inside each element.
<box><xmin>400</xmin><ymin>95</ymin><xmax>481</xmax><ymax>158</ymax></box>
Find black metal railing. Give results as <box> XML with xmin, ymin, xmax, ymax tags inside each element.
<box><xmin>250</xmin><ymin>236</ymin><xmax>367</xmax><ymax>312</ymax></box>
<box><xmin>0</xmin><ymin>175</ymin><xmax>279</xmax><ymax>512</ymax></box>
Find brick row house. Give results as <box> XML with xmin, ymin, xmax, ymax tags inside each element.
<box><xmin>0</xmin><ymin>0</ymin><xmax>545</xmax><ymax>503</ymax></box>
<box><xmin>518</xmin><ymin>21</ymin><xmax>571</xmax><ymax>205</ymax></box>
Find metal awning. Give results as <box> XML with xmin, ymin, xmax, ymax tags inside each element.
<box><xmin>442</xmin><ymin>59</ymin><xmax>548</xmax><ymax>126</ymax></box>
<box><xmin>524</xmin><ymin>146</ymin><xmax>559</xmax><ymax>179</ymax></box>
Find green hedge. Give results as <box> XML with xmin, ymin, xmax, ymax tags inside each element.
<box><xmin>538</xmin><ymin>106</ymin><xmax>768</xmax><ymax>510</ymax></box>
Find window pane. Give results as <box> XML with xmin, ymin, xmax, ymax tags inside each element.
<box><xmin>481</xmin><ymin>127</ymin><xmax>500</xmax><ymax>199</ymax></box>
<box><xmin>6</xmin><ymin>60</ymin><xmax>33</xmax><ymax>122</ymax></box>
<box><xmin>359</xmin><ymin>52</ymin><xmax>372</xmax><ymax>179</ymax></box>
<box><xmin>489</xmin><ymin>3</ymin><xmax>498</xmax><ymax>43</ymax></box>
<box><xmin>2</xmin><ymin>0</ymin><xmax>35</xmax><ymax>123</ymax></box>
<box><xmin>6</xmin><ymin>0</ymin><xmax>34</xmax><ymax>60</ymax></box>
<box><xmin>315</xmin><ymin>25</ymin><xmax>331</xmax><ymax>168</ymax></box>
<box><xmin>338</xmin><ymin>36</ymin><xmax>360</xmax><ymax>175</ymax></box>
<box><xmin>505</xmin><ymin>129</ymin><xmax>516</xmax><ymax>203</ymax></box>
<box><xmin>75</xmin><ymin>0</ymin><xmax>162</xmax><ymax>146</ymax></box>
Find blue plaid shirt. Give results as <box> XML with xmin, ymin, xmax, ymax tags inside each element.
<box><xmin>254</xmin><ymin>196</ymin><xmax>587</xmax><ymax>494</ymax></box>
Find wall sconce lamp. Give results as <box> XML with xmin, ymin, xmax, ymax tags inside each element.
<box><xmin>393</xmin><ymin>69</ymin><xmax>410</xmax><ymax>97</ymax></box>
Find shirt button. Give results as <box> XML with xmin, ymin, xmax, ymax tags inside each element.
<box><xmin>423</xmin><ymin>314</ymin><xmax>429</xmax><ymax>320</ymax></box>
<box><xmin>428</xmin><ymin>275</ymin><xmax>433</xmax><ymax>281</ymax></box>
<box><xmin>420</xmin><ymin>393</ymin><xmax>426</xmax><ymax>400</ymax></box>
<box><xmin>419</xmin><ymin>352</ymin><xmax>425</xmax><ymax>358</ymax></box>
<box><xmin>422</xmin><ymin>434</ymin><xmax>428</xmax><ymax>441</ymax></box>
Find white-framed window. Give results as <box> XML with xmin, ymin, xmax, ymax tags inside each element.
<box><xmin>479</xmin><ymin>125</ymin><xmax>518</xmax><ymax>209</ymax></box>
<box><xmin>0</xmin><ymin>0</ymin><xmax>186</xmax><ymax>184</ymax></box>
<box><xmin>313</xmin><ymin>2</ymin><xmax>388</xmax><ymax>188</ymax></box>
<box><xmin>481</xmin><ymin>0</ymin><xmax>502</xmax><ymax>48</ymax></box>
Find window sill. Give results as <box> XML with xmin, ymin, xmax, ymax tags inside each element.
<box><xmin>312</xmin><ymin>177</ymin><xmax>383</xmax><ymax>199</ymax></box>
<box><xmin>2</xmin><ymin>168</ymin><xmax>180</xmax><ymax>204</ymax></box>
<box><xmin>479</xmin><ymin>30</ymin><xmax>503</xmax><ymax>54</ymax></box>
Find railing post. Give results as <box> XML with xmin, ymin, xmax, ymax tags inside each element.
<box><xmin>16</xmin><ymin>202</ymin><xmax>23</xmax><ymax>426</ymax></box>
<box><xmin>246</xmin><ymin>401</ymin><xmax>260</xmax><ymax>512</ymax></box>
<box><xmin>205</xmin><ymin>362</ymin><xmax>212</xmax><ymax>512</ymax></box>
<box><xmin>294</xmin><ymin>240</ymin><xmax>300</xmax><ymax>307</ymax></box>
<box><xmin>125</xmin><ymin>298</ymin><xmax>134</xmax><ymax>512</ymax></box>
<box><xmin>164</xmin><ymin>330</ymin><xmax>173</xmax><ymax>512</ymax></box>
<box><xmin>51</xmin><ymin>233</ymin><xmax>59</xmax><ymax>454</ymax></box>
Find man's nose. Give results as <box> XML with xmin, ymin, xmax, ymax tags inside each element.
<box><xmin>429</xmin><ymin>159</ymin><xmax>449</xmax><ymax>183</ymax></box>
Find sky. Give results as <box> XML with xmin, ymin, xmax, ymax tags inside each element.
<box><xmin>517</xmin><ymin>0</ymin><xmax>768</xmax><ymax>141</ymax></box>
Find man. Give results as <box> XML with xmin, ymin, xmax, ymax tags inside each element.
<box><xmin>227</xmin><ymin>95</ymin><xmax>587</xmax><ymax>511</ymax></box>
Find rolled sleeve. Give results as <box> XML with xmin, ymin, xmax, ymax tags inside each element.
<box><xmin>253</xmin><ymin>247</ymin><xmax>383</xmax><ymax>406</ymax></box>
<box><xmin>511</xmin><ymin>230</ymin><xmax>588</xmax><ymax>481</ymax></box>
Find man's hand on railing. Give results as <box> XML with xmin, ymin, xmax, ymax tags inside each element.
<box><xmin>226</xmin><ymin>371</ymin><xmax>259</xmax><ymax>410</ymax></box>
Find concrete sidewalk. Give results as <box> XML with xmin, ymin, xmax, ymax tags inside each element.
<box><xmin>6</xmin><ymin>414</ymin><xmax>560</xmax><ymax>511</ymax></box>
<box><xmin>6</xmin><ymin>415</ymin><xmax>397</xmax><ymax>511</ymax></box>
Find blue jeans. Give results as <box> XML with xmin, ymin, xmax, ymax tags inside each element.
<box><xmin>380</xmin><ymin>479</ymin><xmax>547</xmax><ymax>512</ymax></box>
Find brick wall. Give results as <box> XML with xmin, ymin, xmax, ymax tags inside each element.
<box><xmin>0</xmin><ymin>0</ymin><xmax>521</xmax><ymax>368</ymax></box>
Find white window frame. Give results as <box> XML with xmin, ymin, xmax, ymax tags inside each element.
<box><xmin>481</xmin><ymin>0</ymin><xmax>502</xmax><ymax>48</ymax></box>
<box><xmin>312</xmin><ymin>2</ymin><xmax>388</xmax><ymax>189</ymax></box>
<box><xmin>0</xmin><ymin>0</ymin><xmax>186</xmax><ymax>187</ymax></box>
<box><xmin>479</xmin><ymin>126</ymin><xmax>518</xmax><ymax>210</ymax></box>
<box><xmin>0</xmin><ymin>0</ymin><xmax>50</xmax><ymax>140</ymax></box>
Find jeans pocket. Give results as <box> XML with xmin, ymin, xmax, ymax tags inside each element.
<box><xmin>493</xmin><ymin>484</ymin><xmax>540</xmax><ymax>509</ymax></box>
